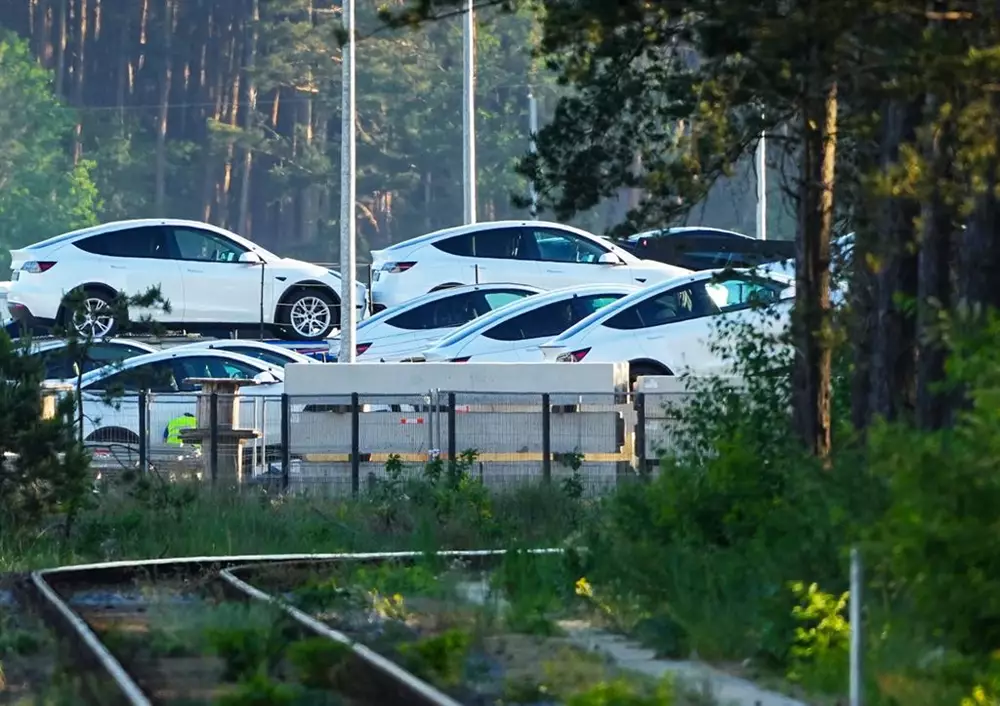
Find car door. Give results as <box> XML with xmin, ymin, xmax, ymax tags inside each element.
<box><xmin>81</xmin><ymin>360</ymin><xmax>179</xmax><ymax>452</ymax></box>
<box><xmin>162</xmin><ymin>225</ymin><xmax>262</xmax><ymax>323</ymax></box>
<box><xmin>521</xmin><ymin>227</ymin><xmax>632</xmax><ymax>288</ymax></box>
<box><xmin>73</xmin><ymin>226</ymin><xmax>186</xmax><ymax>320</ymax></box>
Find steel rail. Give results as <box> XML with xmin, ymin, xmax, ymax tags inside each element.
<box><xmin>26</xmin><ymin>548</ymin><xmax>563</xmax><ymax>706</ymax></box>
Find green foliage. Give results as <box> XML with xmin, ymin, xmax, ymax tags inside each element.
<box><xmin>0</xmin><ymin>32</ymin><xmax>99</xmax><ymax>270</ymax></box>
<box><xmin>492</xmin><ymin>549</ymin><xmax>571</xmax><ymax>636</ymax></box>
<box><xmin>286</xmin><ymin>637</ymin><xmax>351</xmax><ymax>690</ymax></box>
<box><xmin>787</xmin><ymin>582</ymin><xmax>850</xmax><ymax>692</ymax></box>
<box><xmin>397</xmin><ymin>628</ymin><xmax>471</xmax><ymax>688</ymax></box>
<box><xmin>564</xmin><ymin>676</ymin><xmax>677</xmax><ymax>706</ymax></box>
<box><xmin>215</xmin><ymin>670</ymin><xmax>304</xmax><ymax>706</ymax></box>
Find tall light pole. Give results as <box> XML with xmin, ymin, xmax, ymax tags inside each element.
<box><xmin>528</xmin><ymin>88</ymin><xmax>539</xmax><ymax>218</ymax></box>
<box><xmin>337</xmin><ymin>0</ymin><xmax>357</xmax><ymax>362</ymax></box>
<box><xmin>462</xmin><ymin>0</ymin><xmax>477</xmax><ymax>224</ymax></box>
<box><xmin>755</xmin><ymin>125</ymin><xmax>767</xmax><ymax>240</ymax></box>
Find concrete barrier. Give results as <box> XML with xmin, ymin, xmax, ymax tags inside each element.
<box><xmin>283</xmin><ymin>363</ymin><xmax>631</xmax><ymax>485</ymax></box>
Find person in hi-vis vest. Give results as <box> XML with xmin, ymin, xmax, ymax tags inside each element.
<box><xmin>164</xmin><ymin>413</ymin><xmax>198</xmax><ymax>447</ymax></box>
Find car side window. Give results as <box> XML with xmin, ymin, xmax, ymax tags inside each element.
<box><xmin>709</xmin><ymin>276</ymin><xmax>786</xmax><ymax>311</ymax></box>
<box><xmin>482</xmin><ymin>299</ymin><xmax>581</xmax><ymax>342</ymax></box>
<box><xmin>525</xmin><ymin>229</ymin><xmax>608</xmax><ymax>264</ymax></box>
<box><xmin>482</xmin><ymin>290</ymin><xmax>531</xmax><ymax>311</ymax></box>
<box><xmin>171</xmin><ymin>356</ymin><xmax>261</xmax><ymax>391</ymax></box>
<box><xmin>73</xmin><ymin>227</ymin><xmax>168</xmax><ymax>259</ymax></box>
<box><xmin>604</xmin><ymin>284</ymin><xmax>721</xmax><ymax>330</ymax></box>
<box><xmin>572</xmin><ymin>294</ymin><xmax>625</xmax><ymax>319</ymax></box>
<box><xmin>475</xmin><ymin>228</ymin><xmax>535</xmax><ymax>260</ymax></box>
<box><xmin>85</xmin><ymin>361</ymin><xmax>178</xmax><ymax>394</ymax></box>
<box><xmin>34</xmin><ymin>351</ymin><xmax>74</xmax><ymax>380</ymax></box>
<box><xmin>167</xmin><ymin>227</ymin><xmax>247</xmax><ymax>263</ymax></box>
<box><xmin>227</xmin><ymin>346</ymin><xmax>295</xmax><ymax>366</ymax></box>
<box><xmin>433</xmin><ymin>233</ymin><xmax>475</xmax><ymax>257</ymax></box>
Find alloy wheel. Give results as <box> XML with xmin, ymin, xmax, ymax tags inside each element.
<box><xmin>290</xmin><ymin>296</ymin><xmax>332</xmax><ymax>337</ymax></box>
<box><xmin>73</xmin><ymin>297</ymin><xmax>115</xmax><ymax>338</ymax></box>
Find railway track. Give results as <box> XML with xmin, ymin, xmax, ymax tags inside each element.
<box><xmin>16</xmin><ymin>551</ymin><xmax>558</xmax><ymax>706</ymax></box>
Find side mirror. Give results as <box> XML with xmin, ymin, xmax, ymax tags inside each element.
<box><xmin>598</xmin><ymin>252</ymin><xmax>622</xmax><ymax>265</ymax></box>
<box><xmin>239</xmin><ymin>251</ymin><xmax>263</xmax><ymax>264</ymax></box>
<box><xmin>252</xmin><ymin>370</ymin><xmax>281</xmax><ymax>385</ymax></box>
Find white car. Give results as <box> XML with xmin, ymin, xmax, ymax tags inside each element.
<box><xmin>7</xmin><ymin>218</ymin><xmax>369</xmax><ymax>341</ymax></box>
<box><xmin>167</xmin><ymin>338</ymin><xmax>326</xmax><ymax>367</ymax></box>
<box><xmin>539</xmin><ymin>269</ymin><xmax>795</xmax><ymax>381</ymax></box>
<box><xmin>418</xmin><ymin>283</ymin><xmax>640</xmax><ymax>362</ymax></box>
<box><xmin>54</xmin><ymin>348</ymin><xmax>286</xmax><ymax>462</ymax></box>
<box><xmin>369</xmin><ymin>220</ymin><xmax>691</xmax><ymax>311</ymax></box>
<box><xmin>21</xmin><ymin>337</ymin><xmax>158</xmax><ymax>379</ymax></box>
<box><xmin>330</xmin><ymin>283</ymin><xmax>543</xmax><ymax>362</ymax></box>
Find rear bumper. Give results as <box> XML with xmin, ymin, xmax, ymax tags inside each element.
<box><xmin>7</xmin><ymin>301</ymin><xmax>57</xmax><ymax>330</ymax></box>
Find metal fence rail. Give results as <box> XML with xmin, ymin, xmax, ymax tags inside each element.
<box><xmin>79</xmin><ymin>388</ymin><xmax>691</xmax><ymax>494</ymax></box>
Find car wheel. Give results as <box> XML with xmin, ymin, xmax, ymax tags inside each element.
<box><xmin>281</xmin><ymin>289</ymin><xmax>338</xmax><ymax>340</ymax></box>
<box><xmin>629</xmin><ymin>361</ymin><xmax>671</xmax><ymax>389</ymax></box>
<box><xmin>66</xmin><ymin>289</ymin><xmax>118</xmax><ymax>339</ymax></box>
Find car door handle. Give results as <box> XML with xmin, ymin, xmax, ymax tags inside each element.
<box><xmin>110</xmin><ymin>265</ymin><xmax>126</xmax><ymax>270</ymax></box>
<box><xmin>187</xmin><ymin>268</ymin><xmax>204</xmax><ymax>274</ymax></box>
<box><xmin>645</xmin><ymin>334</ymin><xmax>665</xmax><ymax>340</ymax></box>
<box><xmin>545</xmin><ymin>269</ymin><xmax>563</xmax><ymax>274</ymax></box>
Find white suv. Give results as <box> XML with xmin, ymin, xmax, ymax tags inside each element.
<box><xmin>7</xmin><ymin>219</ymin><xmax>368</xmax><ymax>340</ymax></box>
<box><xmin>369</xmin><ymin>220</ymin><xmax>691</xmax><ymax>312</ymax></box>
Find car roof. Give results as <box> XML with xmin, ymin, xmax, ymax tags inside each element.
<box><xmin>21</xmin><ymin>337</ymin><xmax>158</xmax><ymax>355</ymax></box>
<box><xmin>352</xmin><ymin>282</ymin><xmax>545</xmax><ymax>331</ymax></box>
<box><xmin>427</xmin><ymin>283</ymin><xmax>640</xmax><ymax>351</ymax></box>
<box><xmin>376</xmin><ymin>220</ymin><xmax>618</xmax><ymax>255</ymax></box>
<box><xmin>549</xmin><ymin>268</ymin><xmax>794</xmax><ymax>343</ymax></box>
<box><xmin>626</xmin><ymin>226</ymin><xmax>753</xmax><ymax>242</ymax></box>
<box><xmin>22</xmin><ymin>218</ymin><xmax>274</xmax><ymax>257</ymax></box>
<box><xmin>77</xmin><ymin>347</ymin><xmax>284</xmax><ymax>387</ymax></box>
<box><xmin>169</xmin><ymin>339</ymin><xmax>318</xmax><ymax>363</ymax></box>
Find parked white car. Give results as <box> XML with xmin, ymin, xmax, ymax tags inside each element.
<box><xmin>7</xmin><ymin>219</ymin><xmax>368</xmax><ymax>341</ymax></box>
<box><xmin>539</xmin><ymin>270</ymin><xmax>795</xmax><ymax>381</ymax></box>
<box><xmin>369</xmin><ymin>220</ymin><xmax>691</xmax><ymax>311</ymax></box>
<box><xmin>330</xmin><ymin>283</ymin><xmax>543</xmax><ymax>362</ymax></box>
<box><xmin>22</xmin><ymin>337</ymin><xmax>157</xmax><ymax>379</ymax></box>
<box><xmin>167</xmin><ymin>338</ymin><xmax>325</xmax><ymax>367</ymax></box>
<box><xmin>417</xmin><ymin>283</ymin><xmax>639</xmax><ymax>363</ymax></box>
<box><xmin>51</xmin><ymin>348</ymin><xmax>286</xmax><ymax>461</ymax></box>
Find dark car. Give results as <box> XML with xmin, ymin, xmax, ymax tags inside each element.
<box><xmin>623</xmin><ymin>228</ymin><xmax>795</xmax><ymax>270</ymax></box>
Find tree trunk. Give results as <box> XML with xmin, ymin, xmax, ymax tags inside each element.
<box><xmin>792</xmin><ymin>75</ymin><xmax>838</xmax><ymax>458</ymax></box>
<box><xmin>71</xmin><ymin>0</ymin><xmax>87</xmax><ymax>162</ymax></box>
<box><xmin>869</xmin><ymin>98</ymin><xmax>920</xmax><ymax>422</ymax></box>
<box><xmin>153</xmin><ymin>0</ymin><xmax>173</xmax><ymax>216</ymax></box>
<box><xmin>915</xmin><ymin>94</ymin><xmax>954</xmax><ymax>430</ymax></box>
<box><xmin>237</xmin><ymin>0</ymin><xmax>259</xmax><ymax>236</ymax></box>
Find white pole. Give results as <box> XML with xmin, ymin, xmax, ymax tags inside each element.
<box><xmin>849</xmin><ymin>547</ymin><xmax>863</xmax><ymax>706</ymax></box>
<box><xmin>462</xmin><ymin>0</ymin><xmax>477</xmax><ymax>224</ymax></box>
<box><xmin>337</xmin><ymin>0</ymin><xmax>357</xmax><ymax>363</ymax></box>
<box><xmin>528</xmin><ymin>88</ymin><xmax>539</xmax><ymax>218</ymax></box>
<box><xmin>755</xmin><ymin>126</ymin><xmax>767</xmax><ymax>240</ymax></box>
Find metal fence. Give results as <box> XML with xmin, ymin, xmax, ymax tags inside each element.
<box><xmin>82</xmin><ymin>389</ymin><xmax>687</xmax><ymax>495</ymax></box>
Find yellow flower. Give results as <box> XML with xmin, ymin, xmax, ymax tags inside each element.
<box><xmin>575</xmin><ymin>577</ymin><xmax>594</xmax><ymax>598</ymax></box>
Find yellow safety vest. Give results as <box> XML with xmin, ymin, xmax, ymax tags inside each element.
<box><xmin>164</xmin><ymin>414</ymin><xmax>198</xmax><ymax>447</ymax></box>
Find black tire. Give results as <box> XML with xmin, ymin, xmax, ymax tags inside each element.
<box><xmin>63</xmin><ymin>288</ymin><xmax>119</xmax><ymax>338</ymax></box>
<box><xmin>278</xmin><ymin>288</ymin><xmax>338</xmax><ymax>341</ymax></box>
<box><xmin>629</xmin><ymin>361</ymin><xmax>671</xmax><ymax>389</ymax></box>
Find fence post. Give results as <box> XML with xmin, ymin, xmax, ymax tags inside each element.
<box><xmin>541</xmin><ymin>393</ymin><xmax>551</xmax><ymax>483</ymax></box>
<box><xmin>434</xmin><ymin>388</ymin><xmax>443</xmax><ymax>454</ymax></box>
<box><xmin>138</xmin><ymin>390</ymin><xmax>148</xmax><ymax>473</ymax></box>
<box><xmin>280</xmin><ymin>393</ymin><xmax>291</xmax><ymax>491</ymax></box>
<box><xmin>635</xmin><ymin>391</ymin><xmax>646</xmax><ymax>477</ymax></box>
<box><xmin>208</xmin><ymin>391</ymin><xmax>219</xmax><ymax>485</ymax></box>
<box><xmin>447</xmin><ymin>392</ymin><xmax>457</xmax><ymax>462</ymax></box>
<box><xmin>850</xmin><ymin>546</ymin><xmax>863</xmax><ymax>706</ymax></box>
<box><xmin>350</xmin><ymin>392</ymin><xmax>360</xmax><ymax>497</ymax></box>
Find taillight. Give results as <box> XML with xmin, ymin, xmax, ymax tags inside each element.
<box><xmin>22</xmin><ymin>261</ymin><xmax>56</xmax><ymax>273</ymax></box>
<box><xmin>556</xmin><ymin>347</ymin><xmax>590</xmax><ymax>362</ymax></box>
<box><xmin>356</xmin><ymin>342</ymin><xmax>372</xmax><ymax>356</ymax></box>
<box><xmin>450</xmin><ymin>356</ymin><xmax>471</xmax><ymax>363</ymax></box>
<box><xmin>381</xmin><ymin>261</ymin><xmax>416</xmax><ymax>274</ymax></box>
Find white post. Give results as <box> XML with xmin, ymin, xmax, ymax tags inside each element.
<box><xmin>528</xmin><ymin>88</ymin><xmax>539</xmax><ymax>219</ymax></box>
<box><xmin>850</xmin><ymin>547</ymin><xmax>863</xmax><ymax>706</ymax></box>
<box><xmin>755</xmin><ymin>126</ymin><xmax>767</xmax><ymax>240</ymax></box>
<box><xmin>337</xmin><ymin>0</ymin><xmax>357</xmax><ymax>363</ymax></box>
<box><xmin>462</xmin><ymin>0</ymin><xmax>477</xmax><ymax>224</ymax></box>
